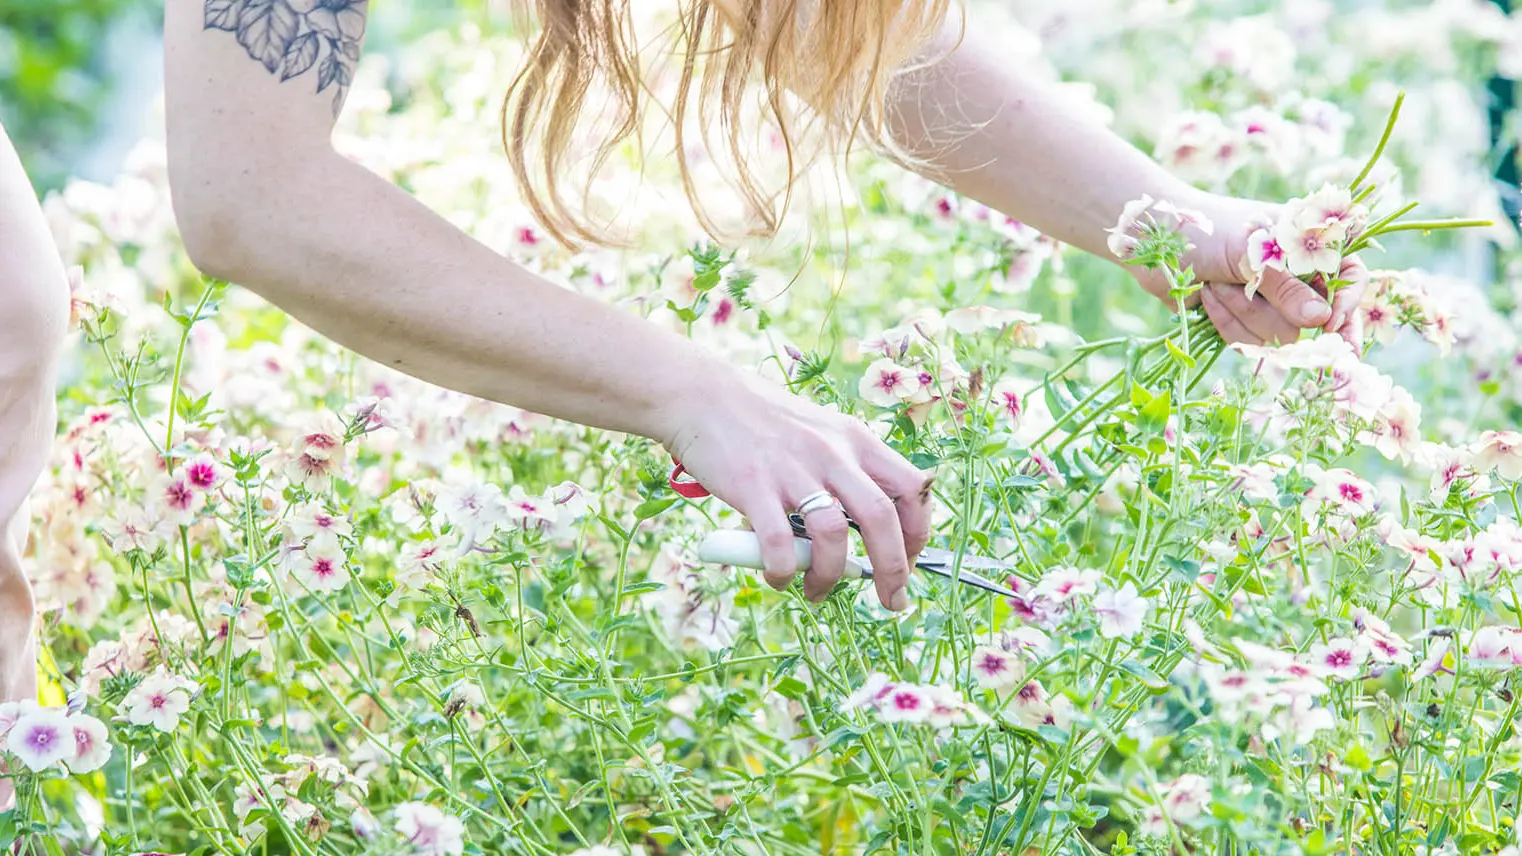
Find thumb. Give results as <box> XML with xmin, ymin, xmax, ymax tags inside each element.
<box><xmin>1255</xmin><ymin>267</ymin><xmax>1332</xmax><ymax>328</ymax></box>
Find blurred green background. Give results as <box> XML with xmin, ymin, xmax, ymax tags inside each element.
<box><xmin>0</xmin><ymin>0</ymin><xmax>510</xmax><ymax>193</ymax></box>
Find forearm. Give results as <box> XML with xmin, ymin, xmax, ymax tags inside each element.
<box><xmin>884</xmin><ymin>12</ymin><xmax>1204</xmax><ymax>258</ymax></box>
<box><xmin>173</xmin><ymin>149</ymin><xmax>721</xmax><ymax>445</ymax></box>
<box><xmin>0</xmin><ymin>123</ymin><xmax>64</xmax><ymax>706</ymax></box>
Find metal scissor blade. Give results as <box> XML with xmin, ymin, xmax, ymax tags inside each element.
<box><xmin>913</xmin><ymin>563</ymin><xmax>1021</xmax><ymax>600</ymax></box>
<box><xmin>853</xmin><ymin>549</ymin><xmax>1021</xmax><ymax>600</ymax></box>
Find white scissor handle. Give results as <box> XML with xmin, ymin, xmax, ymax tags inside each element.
<box><xmin>696</xmin><ymin>530</ymin><xmax>865</xmax><ymax>579</ymax></box>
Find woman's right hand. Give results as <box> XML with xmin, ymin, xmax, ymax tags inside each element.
<box><xmin>660</xmin><ymin>368</ymin><xmax>934</xmax><ymax>611</ymax></box>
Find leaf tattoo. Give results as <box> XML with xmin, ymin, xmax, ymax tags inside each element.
<box><xmin>202</xmin><ymin>0</ymin><xmax>367</xmax><ymax>117</ymax></box>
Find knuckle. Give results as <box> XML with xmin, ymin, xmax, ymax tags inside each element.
<box><xmin>759</xmin><ymin>528</ymin><xmax>795</xmax><ymax>555</ymax></box>
<box><xmin>855</xmin><ymin>492</ymin><xmax>898</xmax><ymax>526</ymax></box>
<box><xmin>808</xmin><ymin>514</ymin><xmax>850</xmax><ymax>539</ymax></box>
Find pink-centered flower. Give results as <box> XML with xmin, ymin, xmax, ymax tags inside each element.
<box><xmin>1308</xmin><ymin>468</ymin><xmax>1377</xmax><ymax>517</ymax></box>
<box><xmin>293</xmin><ymin>542</ymin><xmax>350</xmax><ymax>594</ymax></box>
<box><xmin>437</xmin><ymin>480</ymin><xmax>509</xmax><ymax>551</ymax></box>
<box><xmin>1364</xmin><ymin>387</ymin><xmax>1422</xmax><ymax>463</ymax></box>
<box><xmin>183</xmin><ymin>453</ymin><xmax>224</xmax><ymax>493</ymax></box>
<box><xmin>66</xmin><ymin>713</ymin><xmax>112</xmax><ymax>774</ymax></box>
<box><xmin>1306</xmin><ymin>638</ymin><xmax>1367</xmax><ymax>681</ymax></box>
<box><xmin>154</xmin><ymin>472</ymin><xmax>206</xmax><ymax>527</ymax></box>
<box><xmin>1472</xmin><ymin>431</ymin><xmax>1522</xmax><ymax>481</ymax></box>
<box><xmin>6</xmin><ymin>707</ymin><xmax>74</xmax><ymax>772</ymax></box>
<box><xmin>1033</xmin><ymin>567</ymin><xmax>1103</xmax><ymax>603</ymax></box>
<box><xmin>877</xmin><ymin>686</ymin><xmax>933</xmax><ymax>724</ymax></box>
<box><xmin>859</xmin><ymin>358</ymin><xmax>922</xmax><ymax>408</ymax></box>
<box><xmin>288</xmin><ymin>505</ymin><xmax>353</xmax><ymax>552</ymax></box>
<box><xmin>122</xmin><ymin>669</ymin><xmax>199</xmax><ymax>732</ymax></box>
<box><xmin>988</xmin><ymin>380</ymin><xmax>1023</xmax><ymax>426</ymax></box>
<box><xmin>970</xmin><ymin>646</ymin><xmax>1024</xmax><ymax>691</ymax></box>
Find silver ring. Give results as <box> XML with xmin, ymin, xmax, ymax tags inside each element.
<box><xmin>795</xmin><ymin>490</ymin><xmax>838</xmax><ymax>517</ymax></box>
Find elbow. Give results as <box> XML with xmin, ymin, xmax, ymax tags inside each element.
<box><xmin>169</xmin><ymin>176</ymin><xmax>249</xmax><ymax>283</ymax></box>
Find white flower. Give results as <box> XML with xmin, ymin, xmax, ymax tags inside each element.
<box><xmin>65</xmin><ymin>713</ymin><xmax>112</xmax><ymax>774</ymax></box>
<box><xmin>1472</xmin><ymin>431</ymin><xmax>1522</xmax><ymax>482</ymax></box>
<box><xmin>1467</xmin><ymin>626</ymin><xmax>1522</xmax><ymax>669</ymax></box>
<box><xmin>876</xmin><ymin>685</ymin><xmax>934</xmax><ymax>724</ymax></box>
<box><xmin>1105</xmin><ymin>194</ymin><xmax>1155</xmax><ymax>259</ymax></box>
<box><xmin>1274</xmin><ymin>203</ymin><xmax>1348</xmax><ymax>276</ymax></box>
<box><xmin>437</xmin><ymin>480</ymin><xmax>509</xmax><ymax>550</ymax></box>
<box><xmin>394</xmin><ymin>802</ymin><xmax>466</xmax><ymax>856</ymax></box>
<box><xmin>1308</xmin><ymin>468</ymin><xmax>1377</xmax><ymax>517</ymax></box>
<box><xmin>122</xmin><ymin>669</ymin><xmax>199</xmax><ymax>732</ymax></box>
<box><xmin>1231</xmin><ymin>332</ymin><xmax>1352</xmax><ymax>371</ymax></box>
<box><xmin>1033</xmin><ymin>567</ymin><xmax>1103</xmax><ymax>603</ymax></box>
<box><xmin>988</xmin><ymin>380</ymin><xmax>1023</xmax><ymax>427</ymax></box>
<box><xmin>1412</xmin><ymin>639</ymin><xmax>1455</xmax><ymax>681</ymax></box>
<box><xmin>6</xmin><ymin>707</ymin><xmax>75</xmax><ymax>772</ymax></box>
<box><xmin>288</xmin><ymin>505</ymin><xmax>353</xmax><ymax>552</ymax></box>
<box><xmin>1263</xmin><ymin>695</ymin><xmax>1336</xmax><ymax>746</ymax></box>
<box><xmin>153</xmin><ymin>472</ymin><xmax>206</xmax><ymax>527</ymax></box>
<box><xmin>397</xmin><ymin>539</ymin><xmax>448</xmax><ymax>590</ymax></box>
<box><xmin>859</xmin><ymin>358</ymin><xmax>922</xmax><ymax>408</ymax></box>
<box><xmin>1305</xmin><ymin>638</ymin><xmax>1366</xmax><ymax>681</ymax></box>
<box><xmin>1152</xmin><ymin>200</ymin><xmax>1214</xmax><ymax>235</ymax></box>
<box><xmin>504</xmin><ymin>486</ymin><xmax>557</xmax><ymax>530</ymax></box>
<box><xmin>0</xmin><ymin>699</ymin><xmax>38</xmax><ymax>737</ymax></box>
<box><xmin>970</xmin><ymin>646</ymin><xmax>1023</xmax><ymax>691</ymax></box>
<box><xmin>1091</xmin><ymin>582</ymin><xmax>1149</xmax><ymax>638</ymax></box>
<box><xmin>1363</xmin><ymin>387</ymin><xmax>1421</xmax><ymax>463</ymax></box>
<box><xmin>292</xmin><ymin>541</ymin><xmax>351</xmax><ymax>594</ymax></box>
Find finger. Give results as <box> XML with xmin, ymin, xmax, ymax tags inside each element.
<box><xmin>1326</xmin><ymin>256</ymin><xmax>1369</xmax><ymax>336</ymax></box>
<box><xmin>1205</xmin><ymin>283</ymin><xmax>1299</xmax><ymax>346</ymax></box>
<box><xmin>1341</xmin><ymin>308</ymin><xmax>1365</xmax><ymax>352</ymax></box>
<box><xmin>859</xmin><ymin>443</ymin><xmax>935</xmax><ymax>560</ymax></box>
<box><xmin>792</xmin><ymin>495</ymin><xmax>850</xmax><ymax>602</ymax></box>
<box><xmin>1254</xmin><ymin>267</ymin><xmax>1331</xmax><ymax>329</ymax></box>
<box><xmin>1201</xmin><ymin>285</ymin><xmax>1261</xmax><ymax>345</ymax></box>
<box><xmin>735</xmin><ymin>491</ymin><xmax>801</xmax><ymax>591</ymax></box>
<box><xmin>829</xmin><ymin>471</ymin><xmax>911</xmax><ymax>611</ymax></box>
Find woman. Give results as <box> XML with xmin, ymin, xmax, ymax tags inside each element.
<box><xmin>1</xmin><ymin>0</ymin><xmax>1362</xmax><ymax>714</ymax></box>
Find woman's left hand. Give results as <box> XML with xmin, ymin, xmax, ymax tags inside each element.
<box><xmin>1129</xmin><ymin>193</ymin><xmax>1368</xmax><ymax>349</ymax></box>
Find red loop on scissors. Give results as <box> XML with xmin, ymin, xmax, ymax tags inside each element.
<box><xmin>668</xmin><ymin>462</ymin><xmax>712</xmax><ymax>499</ymax></box>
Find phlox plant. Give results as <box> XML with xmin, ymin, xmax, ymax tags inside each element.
<box><xmin>5</xmin><ymin>9</ymin><xmax>1522</xmax><ymax>856</ymax></box>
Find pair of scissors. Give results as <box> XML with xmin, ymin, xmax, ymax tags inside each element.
<box><xmin>673</xmin><ymin>458</ymin><xmax>1022</xmax><ymax>600</ymax></box>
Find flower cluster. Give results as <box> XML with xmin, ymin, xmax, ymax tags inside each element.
<box><xmin>1</xmin><ymin>700</ymin><xmax>111</xmax><ymax>774</ymax></box>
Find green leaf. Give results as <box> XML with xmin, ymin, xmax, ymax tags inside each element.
<box><xmin>1344</xmin><ymin>743</ymin><xmax>1372</xmax><ymax>772</ymax></box>
<box><xmin>773</xmin><ymin>676</ymin><xmax>809</xmax><ymax>700</ymax></box>
<box><xmin>1138</xmin><ymin>388</ymin><xmax>1172</xmax><ymax>437</ymax></box>
<box><xmin>1119</xmin><ymin>659</ymin><xmax>1170</xmax><ymax>691</ymax></box>
<box><xmin>1129</xmin><ymin>382</ymin><xmax>1153</xmax><ymax>410</ymax></box>
<box><xmin>620</xmin><ymin>580</ymin><xmax>666</xmax><ymax>596</ymax></box>
<box><xmin>1164</xmin><ymin>338</ymin><xmax>1197</xmax><ymax>368</ymax></box>
<box><xmin>633</xmin><ymin>497</ymin><xmax>678</xmax><ymax>521</ymax></box>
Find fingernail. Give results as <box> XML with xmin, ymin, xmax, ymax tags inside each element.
<box><xmin>889</xmin><ymin>587</ymin><xmax>910</xmax><ymax>612</ymax></box>
<box><xmin>1300</xmin><ymin>298</ymin><xmax>1330</xmax><ymax>323</ymax></box>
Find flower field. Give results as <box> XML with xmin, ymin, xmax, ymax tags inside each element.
<box><xmin>9</xmin><ymin>2</ymin><xmax>1522</xmax><ymax>854</ymax></box>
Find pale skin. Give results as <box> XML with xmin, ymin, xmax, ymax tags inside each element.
<box><xmin>0</xmin><ymin>1</ymin><xmax>1368</xmax><ymax>722</ymax></box>
<box><xmin>0</xmin><ymin>122</ymin><xmax>70</xmax><ymax>804</ymax></box>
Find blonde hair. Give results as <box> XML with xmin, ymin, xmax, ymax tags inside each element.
<box><xmin>502</xmin><ymin>1</ymin><xmax>955</xmax><ymax>249</ymax></box>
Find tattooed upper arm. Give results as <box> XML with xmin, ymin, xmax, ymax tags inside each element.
<box><xmin>201</xmin><ymin>0</ymin><xmax>368</xmax><ymax>117</ymax></box>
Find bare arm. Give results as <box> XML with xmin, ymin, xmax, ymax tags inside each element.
<box><xmin>0</xmin><ymin>122</ymin><xmax>68</xmax><ymax>712</ymax></box>
<box><xmin>167</xmin><ymin>1</ymin><xmax>724</xmax><ymax>445</ymax></box>
<box><xmin>879</xmin><ymin>11</ymin><xmax>1354</xmax><ymax>340</ymax></box>
<box><xmin>163</xmin><ymin>0</ymin><xmax>932</xmax><ymax>610</ymax></box>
